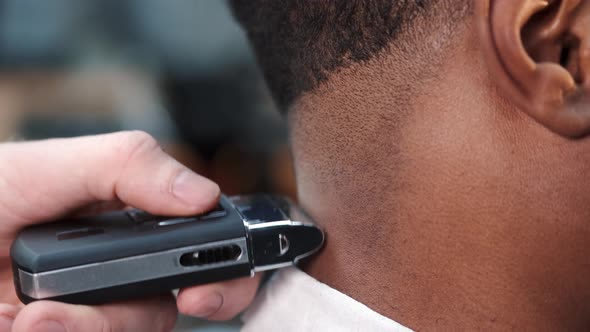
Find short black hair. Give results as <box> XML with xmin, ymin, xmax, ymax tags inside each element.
<box><xmin>231</xmin><ymin>0</ymin><xmax>471</xmax><ymax>110</ymax></box>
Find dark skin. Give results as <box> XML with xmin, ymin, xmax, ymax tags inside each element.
<box><xmin>291</xmin><ymin>0</ymin><xmax>590</xmax><ymax>330</ymax></box>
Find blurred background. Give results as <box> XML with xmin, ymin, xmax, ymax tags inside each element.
<box><xmin>0</xmin><ymin>1</ymin><xmax>294</xmax><ymax>330</ymax></box>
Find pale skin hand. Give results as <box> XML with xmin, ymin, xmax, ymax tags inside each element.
<box><xmin>0</xmin><ymin>131</ymin><xmax>262</xmax><ymax>332</ymax></box>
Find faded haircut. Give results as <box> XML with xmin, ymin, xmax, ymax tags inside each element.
<box><xmin>231</xmin><ymin>0</ymin><xmax>472</xmax><ymax>110</ymax></box>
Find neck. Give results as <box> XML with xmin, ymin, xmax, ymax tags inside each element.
<box><xmin>300</xmin><ymin>193</ymin><xmax>590</xmax><ymax>331</ymax></box>
<box><xmin>294</xmin><ymin>104</ymin><xmax>590</xmax><ymax>330</ymax></box>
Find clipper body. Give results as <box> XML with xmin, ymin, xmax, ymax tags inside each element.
<box><xmin>11</xmin><ymin>195</ymin><xmax>324</xmax><ymax>305</ymax></box>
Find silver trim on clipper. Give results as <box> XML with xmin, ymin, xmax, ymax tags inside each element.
<box><xmin>19</xmin><ymin>237</ymin><xmax>249</xmax><ymax>300</ymax></box>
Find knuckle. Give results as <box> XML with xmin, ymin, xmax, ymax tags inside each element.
<box><xmin>14</xmin><ymin>302</ymin><xmax>58</xmax><ymax>331</ymax></box>
<box><xmin>116</xmin><ymin>131</ymin><xmax>161</xmax><ymax>160</ymax></box>
<box><xmin>106</xmin><ymin>131</ymin><xmax>163</xmax><ymax>172</ymax></box>
<box><xmin>85</xmin><ymin>131</ymin><xmax>163</xmax><ymax>200</ymax></box>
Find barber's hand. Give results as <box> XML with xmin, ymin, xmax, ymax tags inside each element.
<box><xmin>0</xmin><ymin>132</ymin><xmax>262</xmax><ymax>332</ymax></box>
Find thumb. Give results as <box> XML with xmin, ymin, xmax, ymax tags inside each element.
<box><xmin>12</xmin><ymin>295</ymin><xmax>177</xmax><ymax>332</ymax></box>
<box><xmin>0</xmin><ymin>131</ymin><xmax>220</xmax><ymax>229</ymax></box>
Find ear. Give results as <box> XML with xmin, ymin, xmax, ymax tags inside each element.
<box><xmin>476</xmin><ymin>0</ymin><xmax>590</xmax><ymax>138</ymax></box>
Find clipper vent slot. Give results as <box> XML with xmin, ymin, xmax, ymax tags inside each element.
<box><xmin>180</xmin><ymin>244</ymin><xmax>242</xmax><ymax>266</ymax></box>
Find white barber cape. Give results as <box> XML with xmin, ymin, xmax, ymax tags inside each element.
<box><xmin>242</xmin><ymin>267</ymin><xmax>413</xmax><ymax>332</ymax></box>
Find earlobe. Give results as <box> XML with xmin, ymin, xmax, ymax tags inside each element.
<box><xmin>476</xmin><ymin>0</ymin><xmax>590</xmax><ymax>138</ymax></box>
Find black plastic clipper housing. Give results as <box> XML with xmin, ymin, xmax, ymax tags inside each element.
<box><xmin>10</xmin><ymin>194</ymin><xmax>324</xmax><ymax>305</ymax></box>
<box><xmin>11</xmin><ymin>195</ymin><xmax>251</xmax><ymax>304</ymax></box>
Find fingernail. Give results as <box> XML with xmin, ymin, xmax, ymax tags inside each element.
<box><xmin>189</xmin><ymin>292</ymin><xmax>223</xmax><ymax>318</ymax></box>
<box><xmin>0</xmin><ymin>315</ymin><xmax>13</xmax><ymax>332</ymax></box>
<box><xmin>34</xmin><ymin>320</ymin><xmax>67</xmax><ymax>332</ymax></box>
<box><xmin>173</xmin><ymin>170</ymin><xmax>220</xmax><ymax>209</ymax></box>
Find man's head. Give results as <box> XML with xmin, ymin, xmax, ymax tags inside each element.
<box><xmin>233</xmin><ymin>0</ymin><xmax>590</xmax><ymax>329</ymax></box>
